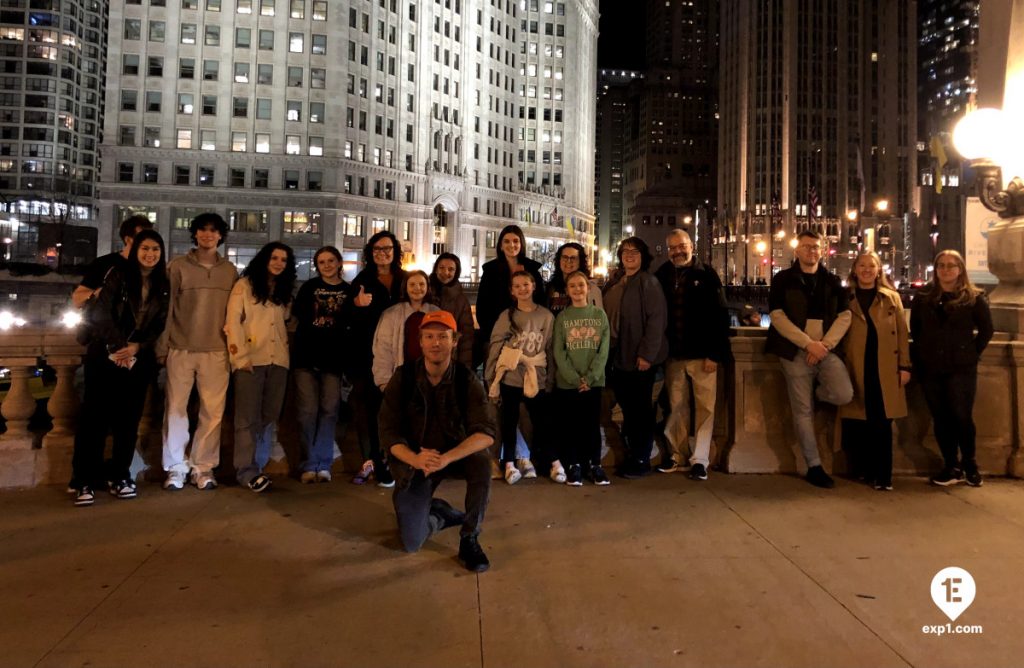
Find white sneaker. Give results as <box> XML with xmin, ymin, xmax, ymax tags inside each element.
<box><xmin>316</xmin><ymin>470</ymin><xmax>332</xmax><ymax>483</ymax></box>
<box><xmin>300</xmin><ymin>471</ymin><xmax>318</xmax><ymax>484</ymax></box>
<box><xmin>505</xmin><ymin>463</ymin><xmax>523</xmax><ymax>485</ymax></box>
<box><xmin>517</xmin><ymin>458</ymin><xmax>537</xmax><ymax>478</ymax></box>
<box><xmin>550</xmin><ymin>462</ymin><xmax>567</xmax><ymax>484</ymax></box>
<box><xmin>163</xmin><ymin>469</ymin><xmax>187</xmax><ymax>490</ymax></box>
<box><xmin>191</xmin><ymin>470</ymin><xmax>217</xmax><ymax>490</ymax></box>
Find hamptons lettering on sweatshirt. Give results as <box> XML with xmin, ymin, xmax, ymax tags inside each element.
<box><xmin>561</xmin><ymin>317</ymin><xmax>603</xmax><ymax>351</ymax></box>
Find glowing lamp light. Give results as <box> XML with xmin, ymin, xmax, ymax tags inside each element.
<box><xmin>60</xmin><ymin>310</ymin><xmax>83</xmax><ymax>329</ymax></box>
<box><xmin>847</xmin><ymin>210</ymin><xmax>859</xmax><ymax>222</ymax></box>
<box><xmin>789</xmin><ymin>238</ymin><xmax>799</xmax><ymax>249</ymax></box>
<box><xmin>754</xmin><ymin>240</ymin><xmax>767</xmax><ymax>254</ymax></box>
<box><xmin>0</xmin><ymin>310</ymin><xmax>26</xmax><ymax>330</ymax></box>
<box><xmin>952</xmin><ymin>107</ymin><xmax>1006</xmax><ymax>160</ymax></box>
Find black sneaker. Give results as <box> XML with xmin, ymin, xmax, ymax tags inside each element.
<box><xmin>873</xmin><ymin>480</ymin><xmax>893</xmax><ymax>491</ymax></box>
<box><xmin>248</xmin><ymin>474</ymin><xmax>272</xmax><ymax>493</ymax></box>
<box><xmin>589</xmin><ymin>465</ymin><xmax>610</xmax><ymax>486</ymax></box>
<box><xmin>805</xmin><ymin>465</ymin><xmax>835</xmax><ymax>489</ymax></box>
<box><xmin>73</xmin><ymin>486</ymin><xmax>95</xmax><ymax>507</ymax></box>
<box><xmin>618</xmin><ymin>462</ymin><xmax>652</xmax><ymax>479</ymax></box>
<box><xmin>689</xmin><ymin>463</ymin><xmax>708</xmax><ymax>481</ymax></box>
<box><xmin>108</xmin><ymin>479</ymin><xmax>137</xmax><ymax>499</ymax></box>
<box><xmin>376</xmin><ymin>466</ymin><xmax>395</xmax><ymax>489</ymax></box>
<box><xmin>458</xmin><ymin>536</ymin><xmax>490</xmax><ymax>573</ymax></box>
<box><xmin>964</xmin><ymin>468</ymin><xmax>983</xmax><ymax>487</ymax></box>
<box><xmin>430</xmin><ymin>498</ymin><xmax>466</xmax><ymax>530</ymax></box>
<box><xmin>930</xmin><ymin>468</ymin><xmax>964</xmax><ymax>486</ymax></box>
<box><xmin>566</xmin><ymin>464</ymin><xmax>583</xmax><ymax>486</ymax></box>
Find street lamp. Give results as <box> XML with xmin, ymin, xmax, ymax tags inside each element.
<box><xmin>875</xmin><ymin>199</ymin><xmax>889</xmax><ymax>213</ymax></box>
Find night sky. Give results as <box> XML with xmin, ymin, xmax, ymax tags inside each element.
<box><xmin>597</xmin><ymin>1</ymin><xmax>646</xmax><ymax>70</ymax></box>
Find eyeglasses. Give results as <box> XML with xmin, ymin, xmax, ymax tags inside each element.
<box><xmin>372</xmin><ymin>246</ymin><xmax>395</xmax><ymax>255</ymax></box>
<box><xmin>936</xmin><ymin>262</ymin><xmax>960</xmax><ymax>270</ymax></box>
<box><xmin>621</xmin><ymin>248</ymin><xmax>641</xmax><ymax>257</ymax></box>
<box><xmin>560</xmin><ymin>255</ymin><xmax>580</xmax><ymax>263</ymax></box>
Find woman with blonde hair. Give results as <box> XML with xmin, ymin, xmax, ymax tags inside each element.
<box><xmin>911</xmin><ymin>250</ymin><xmax>993</xmax><ymax>487</ymax></box>
<box><xmin>838</xmin><ymin>252</ymin><xmax>910</xmax><ymax>490</ymax></box>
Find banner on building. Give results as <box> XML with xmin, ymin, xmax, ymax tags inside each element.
<box><xmin>964</xmin><ymin>197</ymin><xmax>997</xmax><ymax>285</ymax></box>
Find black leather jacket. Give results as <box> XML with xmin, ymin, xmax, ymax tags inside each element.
<box><xmin>910</xmin><ymin>290</ymin><xmax>994</xmax><ymax>378</ymax></box>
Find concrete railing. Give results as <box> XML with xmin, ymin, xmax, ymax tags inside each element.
<box><xmin>1</xmin><ymin>327</ymin><xmax>1021</xmax><ymax>488</ymax></box>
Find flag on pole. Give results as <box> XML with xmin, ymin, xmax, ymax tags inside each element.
<box><xmin>808</xmin><ymin>182</ymin><xmax>820</xmax><ymax>221</ymax></box>
<box><xmin>930</xmin><ymin>135</ymin><xmax>948</xmax><ymax>194</ymax></box>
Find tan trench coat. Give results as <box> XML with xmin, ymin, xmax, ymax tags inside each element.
<box><xmin>838</xmin><ymin>286</ymin><xmax>911</xmax><ymax>420</ymax></box>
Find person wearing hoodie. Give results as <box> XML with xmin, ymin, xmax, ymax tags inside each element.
<box><xmin>159</xmin><ymin>213</ymin><xmax>237</xmax><ymax>492</ymax></box>
<box><xmin>346</xmin><ymin>231</ymin><xmax>406</xmax><ymax>487</ymax></box>
<box><xmin>372</xmin><ymin>270</ymin><xmax>440</xmax><ymax>389</ymax></box>
<box><xmin>429</xmin><ymin>253</ymin><xmax>475</xmax><ymax>366</ymax></box>
<box><xmin>602</xmin><ymin>237</ymin><xmax>669</xmax><ymax>479</ymax></box>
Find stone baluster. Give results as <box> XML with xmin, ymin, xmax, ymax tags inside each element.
<box><xmin>43</xmin><ymin>356</ymin><xmax>80</xmax><ymax>438</ymax></box>
<box><xmin>1</xmin><ymin>363</ymin><xmax>39</xmax><ymax>443</ymax></box>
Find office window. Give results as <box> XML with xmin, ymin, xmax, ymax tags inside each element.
<box><xmin>255</xmin><ymin>133</ymin><xmax>270</xmax><ymax>153</ymax></box>
<box><xmin>179</xmin><ymin>58</ymin><xmax>195</xmax><ymax>79</ymax></box>
<box><xmin>182</xmin><ymin>0</ymin><xmax>199</xmax><ymax>7</ymax></box>
<box><xmin>285</xmin><ymin>135</ymin><xmax>301</xmax><ymax>155</ymax></box>
<box><xmin>207</xmin><ymin>0</ymin><xmax>222</xmax><ymax>10</ymax></box>
<box><xmin>121</xmin><ymin>90</ymin><xmax>137</xmax><ymax>111</ymax></box>
<box><xmin>124</xmin><ymin>20</ymin><xmax>142</xmax><ymax>40</ymax></box>
<box><xmin>148</xmin><ymin>21</ymin><xmax>165</xmax><ymax>42</ymax></box>
<box><xmin>234</xmin><ymin>62</ymin><xmax>249</xmax><ymax>83</ymax></box>
<box><xmin>255</xmin><ymin>98</ymin><xmax>271</xmax><ymax>119</ymax></box>
<box><xmin>310</xmin><ymin>68</ymin><xmax>325</xmax><ymax>88</ymax></box>
<box><xmin>228</xmin><ymin>167</ymin><xmax>244</xmax><ymax>187</ymax></box>
<box><xmin>118</xmin><ymin>162</ymin><xmax>134</xmax><ymax>182</ymax></box>
<box><xmin>258</xmin><ymin>30</ymin><xmax>274</xmax><ymax>50</ymax></box>
<box><xmin>145</xmin><ymin>91</ymin><xmax>161</xmax><ymax>112</ymax></box>
<box><xmin>312</xmin><ymin>1</ymin><xmax>326</xmax><ymax>20</ymax></box>
<box><xmin>286</xmin><ymin>100</ymin><xmax>301</xmax><ymax>122</ymax></box>
<box><xmin>283</xmin><ymin>170</ymin><xmax>300</xmax><ymax>189</ymax></box>
<box><xmin>307</xmin><ymin>171</ymin><xmax>322</xmax><ymax>191</ymax></box>
<box><xmin>232</xmin><ymin>97</ymin><xmax>248</xmax><ymax>117</ymax></box>
<box><xmin>174</xmin><ymin>165</ymin><xmax>191</xmax><ymax>185</ymax></box>
<box><xmin>144</xmin><ymin>127</ymin><xmax>161</xmax><ymax>147</ymax></box>
<box><xmin>289</xmin><ymin>33</ymin><xmax>303</xmax><ymax>52</ymax></box>
<box><xmin>260</xmin><ymin>0</ymin><xmax>275</xmax><ymax>15</ymax></box>
<box><xmin>235</xmin><ymin>28</ymin><xmax>250</xmax><ymax>48</ymax></box>
<box><xmin>231</xmin><ymin>132</ymin><xmax>246</xmax><ymax>151</ymax></box>
<box><xmin>283</xmin><ymin>211</ymin><xmax>320</xmax><ymax>234</ymax></box>
<box><xmin>142</xmin><ymin>163</ymin><xmax>159</xmax><ymax>183</ymax></box>
<box><xmin>309</xmin><ymin>102</ymin><xmax>324</xmax><ymax>123</ymax></box>
<box><xmin>118</xmin><ymin>126</ymin><xmax>136</xmax><ymax>146</ymax></box>
<box><xmin>287</xmin><ymin>67</ymin><xmax>303</xmax><ymax>86</ymax></box>
<box><xmin>311</xmin><ymin>34</ymin><xmax>326</xmax><ymax>55</ymax></box>
<box><xmin>123</xmin><ymin>54</ymin><xmax>140</xmax><ymax>75</ymax></box>
<box><xmin>203</xmin><ymin>60</ymin><xmax>218</xmax><ymax>80</ymax></box>
<box><xmin>202</xmin><ymin>95</ymin><xmax>216</xmax><ymax>115</ymax></box>
<box><xmin>200</xmin><ymin>130</ymin><xmax>216</xmax><ymax>150</ymax></box>
<box><xmin>342</xmin><ymin>214</ymin><xmax>362</xmax><ymax>236</ymax></box>
<box><xmin>309</xmin><ymin>137</ymin><xmax>323</xmax><ymax>156</ymax></box>
<box><xmin>198</xmin><ymin>165</ymin><xmax>215</xmax><ymax>186</ymax></box>
<box><xmin>205</xmin><ymin>25</ymin><xmax>220</xmax><ymax>46</ymax></box>
<box><xmin>230</xmin><ymin>210</ymin><xmax>267</xmax><ymax>231</ymax></box>
<box><xmin>177</xmin><ymin>93</ymin><xmax>193</xmax><ymax>114</ymax></box>
<box><xmin>237</xmin><ymin>0</ymin><xmax>252</xmax><ymax>13</ymax></box>
<box><xmin>257</xmin><ymin>64</ymin><xmax>273</xmax><ymax>85</ymax></box>
<box><xmin>148</xmin><ymin>56</ymin><xmax>163</xmax><ymax>76</ymax></box>
<box><xmin>176</xmin><ymin>129</ymin><xmax>192</xmax><ymax>149</ymax></box>
<box><xmin>253</xmin><ymin>168</ymin><xmax>269</xmax><ymax>188</ymax></box>
<box><xmin>180</xmin><ymin>23</ymin><xmax>197</xmax><ymax>44</ymax></box>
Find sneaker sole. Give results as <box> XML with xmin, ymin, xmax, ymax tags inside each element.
<box><xmin>74</xmin><ymin>499</ymin><xmax>94</xmax><ymax>506</ymax></box>
<box><xmin>593</xmin><ymin>480</ymin><xmax>610</xmax><ymax>486</ymax></box>
<box><xmin>567</xmin><ymin>481</ymin><xmax>583</xmax><ymax>487</ymax></box>
<box><xmin>966</xmin><ymin>480</ymin><xmax>983</xmax><ymax>487</ymax></box>
<box><xmin>931</xmin><ymin>479</ymin><xmax>962</xmax><ymax>487</ymax></box>
<box><xmin>163</xmin><ymin>483</ymin><xmax>184</xmax><ymax>490</ymax></box>
<box><xmin>377</xmin><ymin>481</ymin><xmax>396</xmax><ymax>488</ymax></box>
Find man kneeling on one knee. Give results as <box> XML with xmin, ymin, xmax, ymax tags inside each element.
<box><xmin>379</xmin><ymin>310</ymin><xmax>497</xmax><ymax>572</ymax></box>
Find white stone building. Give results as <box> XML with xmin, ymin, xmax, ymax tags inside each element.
<box><xmin>98</xmin><ymin>0</ymin><xmax>597</xmax><ymax>280</ymax></box>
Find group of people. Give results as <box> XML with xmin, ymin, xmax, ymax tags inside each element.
<box><xmin>69</xmin><ymin>214</ymin><xmax>993</xmax><ymax>572</ymax></box>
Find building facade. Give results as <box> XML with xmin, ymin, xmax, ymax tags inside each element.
<box><xmin>917</xmin><ymin>0</ymin><xmax>980</xmax><ymax>271</ymax></box>
<box><xmin>594</xmin><ymin>69</ymin><xmax>637</xmax><ymax>260</ymax></box>
<box><xmin>98</xmin><ymin>0</ymin><xmax>597</xmax><ymax>281</ymax></box>
<box><xmin>717</xmin><ymin>0</ymin><xmax>917</xmax><ymax>284</ymax></box>
<box><xmin>0</xmin><ymin>0</ymin><xmax>107</xmax><ymax>268</ymax></box>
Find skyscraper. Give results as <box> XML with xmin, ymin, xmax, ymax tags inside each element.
<box><xmin>717</xmin><ymin>0</ymin><xmax>917</xmax><ymax>283</ymax></box>
<box><xmin>594</xmin><ymin>68</ymin><xmax>638</xmax><ymax>256</ymax></box>
<box><xmin>0</xmin><ymin>1</ymin><xmax>108</xmax><ymax>266</ymax></box>
<box><xmin>98</xmin><ymin>0</ymin><xmax>597</xmax><ymax>279</ymax></box>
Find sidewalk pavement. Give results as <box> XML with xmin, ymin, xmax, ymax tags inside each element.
<box><xmin>3</xmin><ymin>473</ymin><xmax>1023</xmax><ymax>668</ymax></box>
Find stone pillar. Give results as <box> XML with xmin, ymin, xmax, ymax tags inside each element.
<box><xmin>43</xmin><ymin>357</ymin><xmax>80</xmax><ymax>439</ymax></box>
<box><xmin>0</xmin><ymin>362</ymin><xmax>39</xmax><ymax>443</ymax></box>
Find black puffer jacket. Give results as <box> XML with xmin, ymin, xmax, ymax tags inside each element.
<box><xmin>347</xmin><ymin>266</ymin><xmax>407</xmax><ymax>375</ymax></box>
<box><xmin>89</xmin><ymin>267</ymin><xmax>170</xmax><ymax>359</ymax></box>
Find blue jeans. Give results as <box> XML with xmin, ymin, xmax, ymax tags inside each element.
<box><xmin>294</xmin><ymin>368</ymin><xmax>343</xmax><ymax>473</ymax></box>
<box><xmin>233</xmin><ymin>364</ymin><xmax>289</xmax><ymax>485</ymax></box>
<box><xmin>778</xmin><ymin>353</ymin><xmax>854</xmax><ymax>468</ymax></box>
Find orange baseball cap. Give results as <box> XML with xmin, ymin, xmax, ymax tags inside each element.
<box><xmin>420</xmin><ymin>310</ymin><xmax>458</xmax><ymax>331</ymax></box>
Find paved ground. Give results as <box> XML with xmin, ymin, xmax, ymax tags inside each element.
<box><xmin>3</xmin><ymin>473</ymin><xmax>1023</xmax><ymax>668</ymax></box>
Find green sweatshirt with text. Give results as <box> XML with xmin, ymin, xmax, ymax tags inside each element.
<box><xmin>553</xmin><ymin>304</ymin><xmax>610</xmax><ymax>390</ymax></box>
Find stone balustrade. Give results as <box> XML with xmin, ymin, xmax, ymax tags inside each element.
<box><xmin>0</xmin><ymin>326</ymin><xmax>1021</xmax><ymax>488</ymax></box>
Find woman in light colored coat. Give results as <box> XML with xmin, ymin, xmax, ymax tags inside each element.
<box><xmin>838</xmin><ymin>252</ymin><xmax>910</xmax><ymax>490</ymax></box>
<box><xmin>372</xmin><ymin>270</ymin><xmax>439</xmax><ymax>389</ymax></box>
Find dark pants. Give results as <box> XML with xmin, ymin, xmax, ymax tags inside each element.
<box><xmin>350</xmin><ymin>372</ymin><xmax>388</xmax><ymax>475</ymax></box>
<box><xmin>72</xmin><ymin>353</ymin><xmax>155</xmax><ymax>486</ymax></box>
<box><xmin>498</xmin><ymin>383</ymin><xmax>551</xmax><ymax>465</ymax></box>
<box><xmin>392</xmin><ymin>449</ymin><xmax>492</xmax><ymax>552</ymax></box>
<box><xmin>612</xmin><ymin>368</ymin><xmax>657</xmax><ymax>468</ymax></box>
<box><xmin>920</xmin><ymin>371</ymin><xmax>978</xmax><ymax>471</ymax></box>
<box><xmin>842</xmin><ymin>418</ymin><xmax>893</xmax><ymax>484</ymax></box>
<box><xmin>555</xmin><ymin>387</ymin><xmax>602</xmax><ymax>467</ymax></box>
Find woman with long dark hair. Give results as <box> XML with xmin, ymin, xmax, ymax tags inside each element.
<box><xmin>545</xmin><ymin>242</ymin><xmax>603</xmax><ymax>316</ymax></box>
<box><xmin>292</xmin><ymin>246</ymin><xmax>350</xmax><ymax>483</ymax></box>
<box><xmin>603</xmin><ymin>237</ymin><xmax>668</xmax><ymax>479</ymax></box>
<box><xmin>226</xmin><ymin>241</ymin><xmax>297</xmax><ymax>493</ymax></box>
<box><xmin>838</xmin><ymin>252</ymin><xmax>910</xmax><ymax>490</ymax></box>
<box><xmin>429</xmin><ymin>252</ymin><xmax>475</xmax><ymax>366</ymax></box>
<box><xmin>347</xmin><ymin>231</ymin><xmax>406</xmax><ymax>486</ymax></box>
<box><xmin>911</xmin><ymin>250</ymin><xmax>993</xmax><ymax>487</ymax></box>
<box><xmin>71</xmin><ymin>229</ymin><xmax>170</xmax><ymax>506</ymax></box>
<box><xmin>372</xmin><ymin>269</ymin><xmax>439</xmax><ymax>388</ymax></box>
<box><xmin>475</xmin><ymin>225</ymin><xmax>546</xmax><ymax>367</ymax></box>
